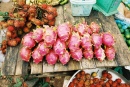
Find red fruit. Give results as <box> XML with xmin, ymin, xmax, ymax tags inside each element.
<box><xmin>99</xmin><ymin>80</ymin><xmax>104</xmax><ymax>85</ymax></box>
<box><xmin>108</xmin><ymin>79</ymin><xmax>113</xmax><ymax>85</ymax></box>
<box><xmin>91</xmin><ymin>33</ymin><xmax>102</xmax><ymax>49</ymax></box>
<box><xmin>105</xmin><ymin>82</ymin><xmax>110</xmax><ymax>87</ymax></box>
<box><xmin>112</xmin><ymin>81</ymin><xmax>117</xmax><ymax>87</ymax></box>
<box><xmin>59</xmin><ymin>50</ymin><xmax>70</xmax><ymax>65</ymax></box>
<box><xmin>90</xmin><ymin>84</ymin><xmax>95</xmax><ymax>87</ymax></box>
<box><xmin>102</xmin><ymin>32</ymin><xmax>115</xmax><ymax>47</ymax></box>
<box><xmin>102</xmin><ymin>70</ymin><xmax>108</xmax><ymax>74</ymax></box>
<box><xmin>22</xmin><ymin>32</ymin><xmax>36</xmax><ymax>49</ymax></box>
<box><xmin>94</xmin><ymin>47</ymin><xmax>105</xmax><ymax>61</ymax></box>
<box><xmin>57</xmin><ymin>23</ymin><xmax>71</xmax><ymax>41</ymax></box>
<box><xmin>107</xmin><ymin>73</ymin><xmax>112</xmax><ymax>79</ymax></box>
<box><xmin>72</xmin><ymin>78</ymin><xmax>78</xmax><ymax>84</ymax></box>
<box><xmin>93</xmin><ymin>78</ymin><xmax>99</xmax><ymax>84</ymax></box>
<box><xmin>68</xmin><ymin>82</ymin><xmax>74</xmax><ymax>87</ymax></box>
<box><xmin>43</xmin><ymin>27</ymin><xmax>57</xmax><ymax>46</ymax></box>
<box><xmin>47</xmin><ymin>14</ymin><xmax>54</xmax><ymax>20</ymax></box>
<box><xmin>68</xmin><ymin>32</ymin><xmax>81</xmax><ymax>52</ymax></box>
<box><xmin>23</xmin><ymin>27</ymin><xmax>30</xmax><ymax>33</ymax></box>
<box><xmin>90</xmin><ymin>22</ymin><xmax>100</xmax><ymax>33</ymax></box>
<box><xmin>7</xmin><ymin>39</ymin><xmax>18</xmax><ymax>46</ymax></box>
<box><xmin>19</xmin><ymin>20</ymin><xmax>25</xmax><ymax>27</ymax></box>
<box><xmin>45</xmin><ymin>77</ymin><xmax>50</xmax><ymax>82</ymax></box>
<box><xmin>14</xmin><ymin>20</ymin><xmax>20</xmax><ymax>28</ymax></box>
<box><xmin>2</xmin><ymin>40</ymin><xmax>7</xmax><ymax>45</ymax></box>
<box><xmin>105</xmin><ymin>46</ymin><xmax>116</xmax><ymax>61</ymax></box>
<box><xmin>53</xmin><ymin>39</ymin><xmax>66</xmax><ymax>55</ymax></box>
<box><xmin>37</xmin><ymin>41</ymin><xmax>49</xmax><ymax>56</ymax></box>
<box><xmin>6</xmin><ymin>31</ymin><xmax>12</xmax><ymax>37</ymax></box>
<box><xmin>48</xmin><ymin>20</ymin><xmax>55</xmax><ymax>26</ymax></box>
<box><xmin>115</xmin><ymin>78</ymin><xmax>122</xmax><ymax>84</ymax></box>
<box><xmin>33</xmin><ymin>19</ymin><xmax>41</xmax><ymax>26</ymax></box>
<box><xmin>81</xmin><ymin>33</ymin><xmax>92</xmax><ymax>50</ymax></box>
<box><xmin>7</xmin><ymin>26</ymin><xmax>15</xmax><ymax>32</ymax></box>
<box><xmin>32</xmin><ymin>48</ymin><xmax>43</xmax><ymax>64</ymax></box>
<box><xmin>83</xmin><ymin>49</ymin><xmax>94</xmax><ymax>60</ymax></box>
<box><xmin>42</xmin><ymin>4</ymin><xmax>47</xmax><ymax>9</ymax></box>
<box><xmin>102</xmin><ymin>73</ymin><xmax>108</xmax><ymax>78</ymax></box>
<box><xmin>71</xmin><ymin>49</ymin><xmax>83</xmax><ymax>61</ymax></box>
<box><xmin>7</xmin><ymin>20</ymin><xmax>14</xmax><ymax>25</ymax></box>
<box><xmin>46</xmin><ymin>6</ymin><xmax>56</xmax><ymax>13</ymax></box>
<box><xmin>76</xmin><ymin>73</ymin><xmax>80</xmax><ymax>79</ymax></box>
<box><xmin>32</xmin><ymin>28</ymin><xmax>43</xmax><ymax>42</ymax></box>
<box><xmin>15</xmin><ymin>37</ymin><xmax>21</xmax><ymax>43</ymax></box>
<box><xmin>11</xmin><ymin>33</ymin><xmax>17</xmax><ymax>38</ymax></box>
<box><xmin>20</xmin><ymin>47</ymin><xmax>31</xmax><ymax>62</ymax></box>
<box><xmin>81</xmin><ymin>71</ymin><xmax>85</xmax><ymax>75</ymax></box>
<box><xmin>28</xmin><ymin>6</ymin><xmax>36</xmax><ymax>13</ymax></box>
<box><xmin>95</xmin><ymin>84</ymin><xmax>102</xmax><ymax>87</ymax></box>
<box><xmin>46</xmin><ymin>50</ymin><xmax>58</xmax><ymax>65</ymax></box>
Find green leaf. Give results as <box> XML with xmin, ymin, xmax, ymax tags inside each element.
<box><xmin>13</xmin><ymin>82</ymin><xmax>22</xmax><ymax>87</ymax></box>
<box><xmin>16</xmin><ymin>78</ymin><xmax>21</xmax><ymax>83</ymax></box>
<box><xmin>42</xmin><ymin>82</ymin><xmax>49</xmax><ymax>87</ymax></box>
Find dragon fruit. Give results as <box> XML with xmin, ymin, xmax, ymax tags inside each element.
<box><xmin>59</xmin><ymin>50</ymin><xmax>70</xmax><ymax>65</ymax></box>
<box><xmin>75</xmin><ymin>23</ymin><xmax>86</xmax><ymax>35</ymax></box>
<box><xmin>68</xmin><ymin>32</ymin><xmax>81</xmax><ymax>52</ymax></box>
<box><xmin>81</xmin><ymin>33</ymin><xmax>92</xmax><ymax>50</ymax></box>
<box><xmin>71</xmin><ymin>49</ymin><xmax>83</xmax><ymax>61</ymax></box>
<box><xmin>32</xmin><ymin>28</ymin><xmax>44</xmax><ymax>42</ymax></box>
<box><xmin>37</xmin><ymin>41</ymin><xmax>49</xmax><ymax>56</ymax></box>
<box><xmin>22</xmin><ymin>32</ymin><xmax>36</xmax><ymax>49</ymax></box>
<box><xmin>86</xmin><ymin>25</ymin><xmax>92</xmax><ymax>35</ymax></box>
<box><xmin>57</xmin><ymin>23</ymin><xmax>71</xmax><ymax>41</ymax></box>
<box><xmin>94</xmin><ymin>47</ymin><xmax>105</xmax><ymax>61</ymax></box>
<box><xmin>43</xmin><ymin>27</ymin><xmax>57</xmax><ymax>47</ymax></box>
<box><xmin>83</xmin><ymin>49</ymin><xmax>94</xmax><ymax>60</ymax></box>
<box><xmin>32</xmin><ymin>48</ymin><xmax>43</xmax><ymax>64</ymax></box>
<box><xmin>53</xmin><ymin>39</ymin><xmax>66</xmax><ymax>55</ymax></box>
<box><xmin>105</xmin><ymin>46</ymin><xmax>115</xmax><ymax>61</ymax></box>
<box><xmin>92</xmin><ymin>33</ymin><xmax>102</xmax><ymax>49</ymax></box>
<box><xmin>102</xmin><ymin>32</ymin><xmax>115</xmax><ymax>47</ymax></box>
<box><xmin>20</xmin><ymin>47</ymin><xmax>31</xmax><ymax>62</ymax></box>
<box><xmin>46</xmin><ymin>50</ymin><xmax>58</xmax><ymax>65</ymax></box>
<box><xmin>90</xmin><ymin>22</ymin><xmax>100</xmax><ymax>33</ymax></box>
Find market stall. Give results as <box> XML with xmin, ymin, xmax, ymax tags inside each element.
<box><xmin>0</xmin><ymin>0</ymin><xmax>130</xmax><ymax>87</ymax></box>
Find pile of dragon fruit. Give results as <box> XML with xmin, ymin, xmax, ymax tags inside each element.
<box><xmin>20</xmin><ymin>22</ymin><xmax>116</xmax><ymax>65</ymax></box>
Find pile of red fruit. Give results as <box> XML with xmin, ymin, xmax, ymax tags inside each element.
<box><xmin>69</xmin><ymin>70</ymin><xmax>130</xmax><ymax>87</ymax></box>
<box><xmin>20</xmin><ymin>22</ymin><xmax>116</xmax><ymax>65</ymax></box>
<box><xmin>0</xmin><ymin>40</ymin><xmax>7</xmax><ymax>54</ymax></box>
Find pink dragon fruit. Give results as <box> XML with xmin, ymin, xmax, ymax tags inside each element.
<box><xmin>68</xmin><ymin>32</ymin><xmax>81</xmax><ymax>52</ymax></box>
<box><xmin>90</xmin><ymin>22</ymin><xmax>100</xmax><ymax>33</ymax></box>
<box><xmin>105</xmin><ymin>46</ymin><xmax>115</xmax><ymax>61</ymax></box>
<box><xmin>102</xmin><ymin>32</ymin><xmax>115</xmax><ymax>47</ymax></box>
<box><xmin>57</xmin><ymin>23</ymin><xmax>71</xmax><ymax>41</ymax></box>
<box><xmin>81</xmin><ymin>33</ymin><xmax>92</xmax><ymax>50</ymax></box>
<box><xmin>53</xmin><ymin>38</ymin><xmax>66</xmax><ymax>55</ymax></box>
<box><xmin>37</xmin><ymin>41</ymin><xmax>49</xmax><ymax>56</ymax></box>
<box><xmin>32</xmin><ymin>28</ymin><xmax>44</xmax><ymax>42</ymax></box>
<box><xmin>32</xmin><ymin>48</ymin><xmax>43</xmax><ymax>64</ymax></box>
<box><xmin>59</xmin><ymin>50</ymin><xmax>70</xmax><ymax>65</ymax></box>
<box><xmin>75</xmin><ymin>23</ymin><xmax>86</xmax><ymax>35</ymax></box>
<box><xmin>71</xmin><ymin>49</ymin><xmax>83</xmax><ymax>61</ymax></box>
<box><xmin>94</xmin><ymin>47</ymin><xmax>105</xmax><ymax>61</ymax></box>
<box><xmin>92</xmin><ymin>33</ymin><xmax>102</xmax><ymax>49</ymax></box>
<box><xmin>20</xmin><ymin>47</ymin><xmax>31</xmax><ymax>62</ymax></box>
<box><xmin>22</xmin><ymin>32</ymin><xmax>36</xmax><ymax>49</ymax></box>
<box><xmin>43</xmin><ymin>27</ymin><xmax>57</xmax><ymax>47</ymax></box>
<box><xmin>46</xmin><ymin>50</ymin><xmax>58</xmax><ymax>65</ymax></box>
<box><xmin>86</xmin><ymin>25</ymin><xmax>92</xmax><ymax>35</ymax></box>
<box><xmin>83</xmin><ymin>49</ymin><xmax>93</xmax><ymax>60</ymax></box>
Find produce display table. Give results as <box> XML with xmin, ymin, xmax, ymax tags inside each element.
<box><xmin>1</xmin><ymin>2</ymin><xmax>130</xmax><ymax>76</ymax></box>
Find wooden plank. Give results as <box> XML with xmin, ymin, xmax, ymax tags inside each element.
<box><xmin>30</xmin><ymin>61</ymin><xmax>43</xmax><ymax>74</ymax></box>
<box><xmin>43</xmin><ymin>61</ymin><xmax>54</xmax><ymax>73</ymax></box>
<box><xmin>114</xmin><ymin>34</ymin><xmax>130</xmax><ymax>66</ymax></box>
<box><xmin>80</xmin><ymin>58</ymin><xmax>96</xmax><ymax>69</ymax></box>
<box><xmin>1</xmin><ymin>45</ymin><xmax>19</xmax><ymax>75</ymax></box>
<box><xmin>55</xmin><ymin>6</ymin><xmax>64</xmax><ymax>25</ymax></box>
<box><xmin>53</xmin><ymin>62</ymin><xmax>68</xmax><ymax>72</ymax></box>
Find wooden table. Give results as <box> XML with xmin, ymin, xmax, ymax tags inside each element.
<box><xmin>1</xmin><ymin>2</ymin><xmax>130</xmax><ymax>76</ymax></box>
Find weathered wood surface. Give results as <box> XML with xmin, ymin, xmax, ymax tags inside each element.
<box><xmin>1</xmin><ymin>2</ymin><xmax>130</xmax><ymax>76</ymax></box>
